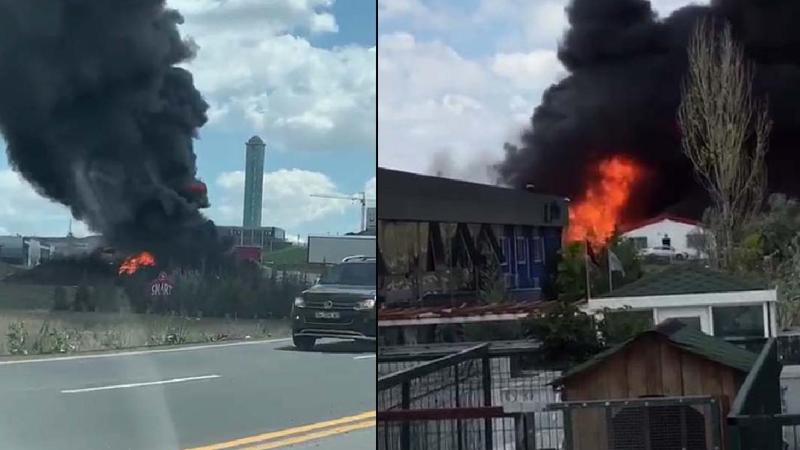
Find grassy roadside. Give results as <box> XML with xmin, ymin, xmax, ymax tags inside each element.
<box><xmin>0</xmin><ymin>310</ymin><xmax>290</xmax><ymax>357</ymax></box>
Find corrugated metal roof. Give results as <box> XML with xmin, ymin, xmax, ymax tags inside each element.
<box><xmin>553</xmin><ymin>319</ymin><xmax>758</xmax><ymax>386</ymax></box>
<box><xmin>377</xmin><ymin>167</ymin><xmax>568</xmax><ymax>227</ymax></box>
<box><xmin>598</xmin><ymin>264</ymin><xmax>769</xmax><ymax>298</ymax></box>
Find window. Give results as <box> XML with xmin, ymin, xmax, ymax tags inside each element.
<box><xmin>531</xmin><ymin>236</ymin><xmax>544</xmax><ymax>263</ymax></box>
<box><xmin>499</xmin><ymin>237</ymin><xmax>509</xmax><ymax>266</ymax></box>
<box><xmin>673</xmin><ymin>316</ymin><xmax>702</xmax><ymax>331</ymax></box>
<box><xmin>712</xmin><ymin>305</ymin><xmax>764</xmax><ymax>338</ymax></box>
<box><xmin>516</xmin><ymin>237</ymin><xmax>527</xmax><ymax>264</ymax></box>
<box><xmin>629</xmin><ymin>236</ymin><xmax>648</xmax><ymax>250</ymax></box>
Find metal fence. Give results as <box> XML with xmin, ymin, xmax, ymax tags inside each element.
<box><xmin>726</xmin><ymin>337</ymin><xmax>800</xmax><ymax>450</ymax></box>
<box><xmin>549</xmin><ymin>396</ymin><xmax>722</xmax><ymax>450</ymax></box>
<box><xmin>378</xmin><ymin>341</ymin><xmax>564</xmax><ymax>449</ymax></box>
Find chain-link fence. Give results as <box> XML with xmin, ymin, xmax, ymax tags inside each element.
<box><xmin>378</xmin><ymin>341</ymin><xmax>565</xmax><ymax>449</ymax></box>
<box><xmin>549</xmin><ymin>396</ymin><xmax>722</xmax><ymax>450</ymax></box>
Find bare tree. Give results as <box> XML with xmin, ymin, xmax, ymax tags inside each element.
<box><xmin>678</xmin><ymin>19</ymin><xmax>772</xmax><ymax>269</ymax></box>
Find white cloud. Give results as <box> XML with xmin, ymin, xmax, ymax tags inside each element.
<box><xmin>491</xmin><ymin>50</ymin><xmax>564</xmax><ymax>89</ymax></box>
<box><xmin>0</xmin><ymin>170</ymin><xmax>92</xmax><ymax>237</ymax></box>
<box><xmin>209</xmin><ymin>168</ymin><xmax>370</xmax><ymax>236</ymax></box>
<box><xmin>172</xmin><ymin>0</ymin><xmax>375</xmax><ymax>153</ymax></box>
<box><xmin>378</xmin><ymin>31</ymin><xmax>563</xmax><ymax>183</ymax></box>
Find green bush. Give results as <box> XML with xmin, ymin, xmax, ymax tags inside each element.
<box><xmin>32</xmin><ymin>322</ymin><xmax>81</xmax><ymax>354</ymax></box>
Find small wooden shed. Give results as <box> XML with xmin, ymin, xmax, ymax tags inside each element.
<box><xmin>551</xmin><ymin>319</ymin><xmax>758</xmax><ymax>450</ymax></box>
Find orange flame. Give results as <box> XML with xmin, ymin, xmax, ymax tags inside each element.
<box><xmin>566</xmin><ymin>156</ymin><xmax>640</xmax><ymax>248</ymax></box>
<box><xmin>118</xmin><ymin>251</ymin><xmax>156</xmax><ymax>275</ymax></box>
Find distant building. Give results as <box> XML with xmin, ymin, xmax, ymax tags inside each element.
<box><xmin>217</xmin><ymin>225</ymin><xmax>288</xmax><ymax>252</ymax></box>
<box><xmin>243</xmin><ymin>135</ymin><xmax>266</xmax><ymax>228</ymax></box>
<box><xmin>366</xmin><ymin>206</ymin><xmax>376</xmax><ymax>233</ymax></box>
<box><xmin>36</xmin><ymin>234</ymin><xmax>105</xmax><ymax>258</ymax></box>
<box><xmin>620</xmin><ymin>214</ymin><xmax>709</xmax><ymax>259</ymax></box>
<box><xmin>0</xmin><ymin>236</ymin><xmax>54</xmax><ymax>267</ymax></box>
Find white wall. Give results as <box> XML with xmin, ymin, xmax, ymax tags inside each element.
<box><xmin>622</xmin><ymin>218</ymin><xmax>708</xmax><ymax>258</ymax></box>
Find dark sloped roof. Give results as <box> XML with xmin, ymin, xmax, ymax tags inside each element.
<box><xmin>378</xmin><ymin>167</ymin><xmax>568</xmax><ymax>227</ymax></box>
<box><xmin>553</xmin><ymin>319</ymin><xmax>758</xmax><ymax>386</ymax></box>
<box><xmin>598</xmin><ymin>264</ymin><xmax>769</xmax><ymax>298</ymax></box>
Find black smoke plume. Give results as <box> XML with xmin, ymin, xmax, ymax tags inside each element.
<box><xmin>0</xmin><ymin>1</ymin><xmax>228</xmax><ymax>265</ymax></box>
<box><xmin>498</xmin><ymin>0</ymin><xmax>800</xmax><ymax>223</ymax></box>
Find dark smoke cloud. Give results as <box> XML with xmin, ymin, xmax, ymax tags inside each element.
<box><xmin>0</xmin><ymin>0</ymin><xmax>227</xmax><ymax>264</ymax></box>
<box><xmin>498</xmin><ymin>0</ymin><xmax>800</xmax><ymax>223</ymax></box>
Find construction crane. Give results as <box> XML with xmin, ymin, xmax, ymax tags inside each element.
<box><xmin>310</xmin><ymin>192</ymin><xmax>374</xmax><ymax>231</ymax></box>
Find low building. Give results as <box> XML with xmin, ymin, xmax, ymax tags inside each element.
<box><xmin>36</xmin><ymin>234</ymin><xmax>104</xmax><ymax>258</ymax></box>
<box><xmin>620</xmin><ymin>214</ymin><xmax>709</xmax><ymax>259</ymax></box>
<box><xmin>0</xmin><ymin>236</ymin><xmax>54</xmax><ymax>267</ymax></box>
<box><xmin>216</xmin><ymin>225</ymin><xmax>288</xmax><ymax>252</ymax></box>
<box><xmin>378</xmin><ymin>167</ymin><xmax>568</xmax><ymax>304</ymax></box>
<box><xmin>582</xmin><ymin>264</ymin><xmax>778</xmax><ymax>342</ymax></box>
<box><xmin>551</xmin><ymin>319</ymin><xmax>757</xmax><ymax>450</ymax></box>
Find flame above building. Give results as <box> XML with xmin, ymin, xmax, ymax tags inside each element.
<box><xmin>118</xmin><ymin>252</ymin><xmax>156</xmax><ymax>275</ymax></box>
<box><xmin>566</xmin><ymin>156</ymin><xmax>641</xmax><ymax>248</ymax></box>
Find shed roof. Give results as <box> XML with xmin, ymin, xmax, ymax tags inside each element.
<box><xmin>597</xmin><ymin>264</ymin><xmax>769</xmax><ymax>298</ymax></box>
<box><xmin>377</xmin><ymin>167</ymin><xmax>568</xmax><ymax>227</ymax></box>
<box><xmin>619</xmin><ymin>214</ymin><xmax>701</xmax><ymax>233</ymax></box>
<box><xmin>553</xmin><ymin>319</ymin><xmax>758</xmax><ymax>386</ymax></box>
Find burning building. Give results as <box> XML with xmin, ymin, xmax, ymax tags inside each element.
<box><xmin>0</xmin><ymin>1</ymin><xmax>226</xmax><ymax>269</ymax></box>
<box><xmin>497</xmin><ymin>0</ymin><xmax>800</xmax><ymax>237</ymax></box>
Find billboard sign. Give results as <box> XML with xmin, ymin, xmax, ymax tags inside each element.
<box><xmin>150</xmin><ymin>272</ymin><xmax>174</xmax><ymax>297</ymax></box>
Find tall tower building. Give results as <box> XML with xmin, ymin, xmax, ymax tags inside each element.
<box><xmin>243</xmin><ymin>135</ymin><xmax>266</xmax><ymax>228</ymax></box>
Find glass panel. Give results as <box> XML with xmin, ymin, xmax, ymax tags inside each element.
<box><xmin>673</xmin><ymin>316</ymin><xmax>702</xmax><ymax>331</ymax></box>
<box><xmin>516</xmin><ymin>237</ymin><xmax>527</xmax><ymax>264</ymax></box>
<box><xmin>712</xmin><ymin>305</ymin><xmax>764</xmax><ymax>338</ymax></box>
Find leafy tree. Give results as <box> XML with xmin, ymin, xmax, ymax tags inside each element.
<box><xmin>523</xmin><ymin>302</ymin><xmax>604</xmax><ymax>365</ymax></box>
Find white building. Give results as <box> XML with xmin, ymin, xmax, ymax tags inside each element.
<box><xmin>620</xmin><ymin>214</ymin><xmax>709</xmax><ymax>259</ymax></box>
<box><xmin>582</xmin><ymin>264</ymin><xmax>779</xmax><ymax>339</ymax></box>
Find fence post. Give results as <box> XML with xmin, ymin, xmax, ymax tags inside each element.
<box><xmin>455</xmin><ymin>364</ymin><xmax>463</xmax><ymax>450</ymax></box>
<box><xmin>482</xmin><ymin>353</ymin><xmax>493</xmax><ymax>450</ymax></box>
<box><xmin>402</xmin><ymin>381</ymin><xmax>410</xmax><ymax>450</ymax></box>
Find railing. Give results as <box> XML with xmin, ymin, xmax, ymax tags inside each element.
<box><xmin>727</xmin><ymin>338</ymin><xmax>800</xmax><ymax>450</ymax></box>
<box><xmin>378</xmin><ymin>342</ymin><xmax>565</xmax><ymax>449</ymax></box>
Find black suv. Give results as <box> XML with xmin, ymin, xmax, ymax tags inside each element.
<box><xmin>291</xmin><ymin>256</ymin><xmax>376</xmax><ymax>350</ymax></box>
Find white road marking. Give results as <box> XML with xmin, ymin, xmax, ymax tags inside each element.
<box><xmin>0</xmin><ymin>338</ymin><xmax>291</xmax><ymax>366</ymax></box>
<box><xmin>61</xmin><ymin>374</ymin><xmax>221</xmax><ymax>394</ymax></box>
<box><xmin>353</xmin><ymin>354</ymin><xmax>376</xmax><ymax>360</ymax></box>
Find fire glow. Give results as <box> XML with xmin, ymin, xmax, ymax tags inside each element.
<box><xmin>566</xmin><ymin>156</ymin><xmax>640</xmax><ymax>248</ymax></box>
<box><xmin>118</xmin><ymin>252</ymin><xmax>156</xmax><ymax>275</ymax></box>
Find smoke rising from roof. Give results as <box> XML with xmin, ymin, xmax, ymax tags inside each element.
<box><xmin>497</xmin><ymin>0</ymin><xmax>800</xmax><ymax>223</ymax></box>
<box><xmin>0</xmin><ymin>1</ymin><xmax>226</xmax><ymax>263</ymax></box>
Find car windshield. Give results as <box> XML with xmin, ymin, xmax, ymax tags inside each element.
<box><xmin>320</xmin><ymin>262</ymin><xmax>376</xmax><ymax>286</ymax></box>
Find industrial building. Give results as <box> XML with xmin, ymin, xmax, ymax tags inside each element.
<box><xmin>243</xmin><ymin>135</ymin><xmax>266</xmax><ymax>229</ymax></box>
<box><xmin>0</xmin><ymin>236</ymin><xmax>54</xmax><ymax>267</ymax></box>
<box><xmin>216</xmin><ymin>225</ymin><xmax>288</xmax><ymax>252</ymax></box>
<box><xmin>377</xmin><ymin>168</ymin><xmax>568</xmax><ymax>306</ymax></box>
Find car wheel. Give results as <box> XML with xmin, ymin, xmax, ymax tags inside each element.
<box><xmin>293</xmin><ymin>335</ymin><xmax>316</xmax><ymax>351</ymax></box>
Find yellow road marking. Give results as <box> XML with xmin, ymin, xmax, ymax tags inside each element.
<box><xmin>184</xmin><ymin>411</ymin><xmax>376</xmax><ymax>450</ymax></box>
<box><xmin>239</xmin><ymin>419</ymin><xmax>375</xmax><ymax>450</ymax></box>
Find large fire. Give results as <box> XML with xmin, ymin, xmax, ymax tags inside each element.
<box><xmin>118</xmin><ymin>251</ymin><xmax>156</xmax><ymax>275</ymax></box>
<box><xmin>566</xmin><ymin>156</ymin><xmax>641</xmax><ymax>248</ymax></box>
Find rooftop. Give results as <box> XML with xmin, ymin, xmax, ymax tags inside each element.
<box><xmin>247</xmin><ymin>135</ymin><xmax>264</xmax><ymax>146</ymax></box>
<box><xmin>553</xmin><ymin>319</ymin><xmax>759</xmax><ymax>385</ymax></box>
<box><xmin>378</xmin><ymin>167</ymin><xmax>568</xmax><ymax>227</ymax></box>
<box><xmin>619</xmin><ymin>213</ymin><xmax>701</xmax><ymax>234</ymax></box>
<box><xmin>597</xmin><ymin>264</ymin><xmax>770</xmax><ymax>298</ymax></box>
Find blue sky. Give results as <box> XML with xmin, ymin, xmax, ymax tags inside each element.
<box><xmin>0</xmin><ymin>0</ymin><xmax>376</xmax><ymax>242</ymax></box>
<box><xmin>378</xmin><ymin>0</ymin><xmax>701</xmax><ymax>184</ymax></box>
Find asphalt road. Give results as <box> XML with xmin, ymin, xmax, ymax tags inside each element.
<box><xmin>0</xmin><ymin>338</ymin><xmax>376</xmax><ymax>450</ymax></box>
